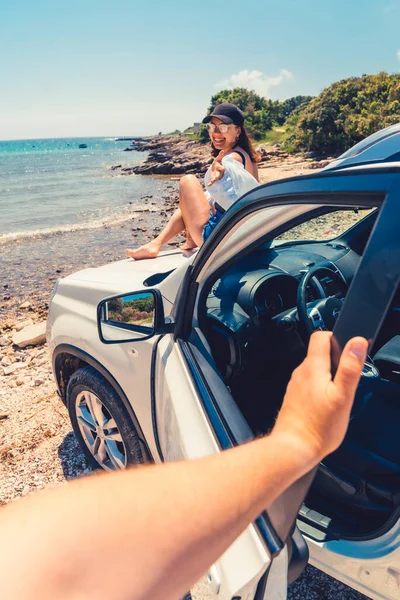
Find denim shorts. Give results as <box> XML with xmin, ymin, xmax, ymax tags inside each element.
<box><xmin>202</xmin><ymin>208</ymin><xmax>225</xmax><ymax>242</ymax></box>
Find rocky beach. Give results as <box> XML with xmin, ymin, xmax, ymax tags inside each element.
<box><xmin>0</xmin><ymin>136</ymin><xmax>368</xmax><ymax>599</ymax></box>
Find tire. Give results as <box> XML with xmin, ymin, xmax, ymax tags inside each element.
<box><xmin>66</xmin><ymin>366</ymin><xmax>146</xmax><ymax>471</ymax></box>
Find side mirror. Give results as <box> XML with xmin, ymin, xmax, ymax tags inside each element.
<box><xmin>97</xmin><ymin>289</ymin><xmax>171</xmax><ymax>344</ymax></box>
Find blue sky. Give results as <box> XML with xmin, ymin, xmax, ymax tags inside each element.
<box><xmin>1</xmin><ymin>0</ymin><xmax>399</xmax><ymax>140</ymax></box>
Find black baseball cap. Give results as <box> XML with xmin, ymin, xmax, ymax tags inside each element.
<box><xmin>202</xmin><ymin>102</ymin><xmax>244</xmax><ymax>126</ymax></box>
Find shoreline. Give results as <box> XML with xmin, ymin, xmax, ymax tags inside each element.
<box><xmin>1</xmin><ymin>182</ymin><xmax>181</xmax><ymax>321</ymax></box>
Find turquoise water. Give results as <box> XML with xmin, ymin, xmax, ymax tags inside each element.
<box><xmin>0</xmin><ymin>137</ymin><xmax>158</xmax><ymax>243</ymax></box>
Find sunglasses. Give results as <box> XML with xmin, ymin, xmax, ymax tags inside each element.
<box><xmin>206</xmin><ymin>123</ymin><xmax>232</xmax><ymax>134</ymax></box>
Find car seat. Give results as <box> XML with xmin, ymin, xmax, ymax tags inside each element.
<box><xmin>373</xmin><ymin>335</ymin><xmax>400</xmax><ymax>383</ymax></box>
<box><xmin>313</xmin><ymin>374</ymin><xmax>400</xmax><ymax>519</ymax></box>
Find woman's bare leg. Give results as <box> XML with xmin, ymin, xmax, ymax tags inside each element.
<box><xmin>126</xmin><ymin>175</ymin><xmax>209</xmax><ymax>260</ymax></box>
<box><xmin>180</xmin><ymin>228</ymin><xmax>197</xmax><ymax>251</ymax></box>
<box><xmin>126</xmin><ymin>208</ymin><xmax>185</xmax><ymax>259</ymax></box>
<box><xmin>179</xmin><ymin>175</ymin><xmax>210</xmax><ymax>247</ymax></box>
<box><xmin>179</xmin><ymin>179</ymin><xmax>202</xmax><ymax>251</ymax></box>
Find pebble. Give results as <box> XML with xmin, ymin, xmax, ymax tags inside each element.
<box><xmin>19</xmin><ymin>301</ymin><xmax>32</xmax><ymax>309</ymax></box>
<box><xmin>3</xmin><ymin>362</ymin><xmax>28</xmax><ymax>376</ymax></box>
<box><xmin>21</xmin><ymin>485</ymin><xmax>30</xmax><ymax>496</ymax></box>
<box><xmin>1</xmin><ymin>356</ymin><xmax>12</xmax><ymax>367</ymax></box>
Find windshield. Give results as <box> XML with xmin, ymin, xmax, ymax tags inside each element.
<box><xmin>272</xmin><ymin>208</ymin><xmax>375</xmax><ymax>246</ymax></box>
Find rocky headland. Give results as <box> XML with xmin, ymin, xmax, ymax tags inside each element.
<box><xmin>111</xmin><ymin>134</ymin><xmax>332</xmax><ymax>177</ymax></box>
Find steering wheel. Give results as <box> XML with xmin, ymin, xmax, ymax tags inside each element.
<box><xmin>297</xmin><ymin>266</ymin><xmax>347</xmax><ymax>337</ymax></box>
<box><xmin>297</xmin><ymin>265</ymin><xmax>379</xmax><ymax>416</ymax></box>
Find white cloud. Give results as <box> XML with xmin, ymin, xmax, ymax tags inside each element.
<box><xmin>397</xmin><ymin>49</ymin><xmax>400</xmax><ymax>61</ymax></box>
<box><xmin>216</xmin><ymin>69</ymin><xmax>293</xmax><ymax>98</ymax></box>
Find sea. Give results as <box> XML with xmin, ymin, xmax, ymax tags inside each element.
<box><xmin>0</xmin><ymin>137</ymin><xmax>178</xmax><ymax>311</ymax></box>
<box><xmin>0</xmin><ymin>136</ymin><xmax>164</xmax><ymax>243</ymax></box>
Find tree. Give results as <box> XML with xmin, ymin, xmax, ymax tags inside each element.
<box><xmin>200</xmin><ymin>88</ymin><xmax>276</xmax><ymax>141</ymax></box>
<box><xmin>289</xmin><ymin>72</ymin><xmax>400</xmax><ymax>156</ymax></box>
<box><xmin>275</xmin><ymin>96</ymin><xmax>313</xmax><ymax>125</ymax></box>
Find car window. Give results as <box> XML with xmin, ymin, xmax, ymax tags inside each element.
<box><xmin>273</xmin><ymin>208</ymin><xmax>375</xmax><ymax>245</ymax></box>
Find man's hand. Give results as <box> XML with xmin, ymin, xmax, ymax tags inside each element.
<box><xmin>207</xmin><ymin>150</ymin><xmax>225</xmax><ymax>186</ymax></box>
<box><xmin>274</xmin><ymin>332</ymin><xmax>368</xmax><ymax>463</ymax></box>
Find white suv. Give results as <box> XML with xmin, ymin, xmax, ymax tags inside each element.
<box><xmin>48</xmin><ymin>125</ymin><xmax>400</xmax><ymax>599</ymax></box>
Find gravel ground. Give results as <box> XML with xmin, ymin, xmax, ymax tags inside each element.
<box><xmin>0</xmin><ymin>157</ymin><xmax>371</xmax><ymax>598</ymax></box>
<box><xmin>0</xmin><ymin>337</ymin><xmax>89</xmax><ymax>505</ymax></box>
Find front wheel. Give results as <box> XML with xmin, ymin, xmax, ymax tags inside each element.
<box><xmin>66</xmin><ymin>366</ymin><xmax>146</xmax><ymax>471</ymax></box>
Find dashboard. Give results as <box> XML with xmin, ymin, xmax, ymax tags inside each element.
<box><xmin>205</xmin><ymin>238</ymin><xmax>359</xmax><ymax>380</ymax></box>
<box><xmin>207</xmin><ymin>240</ymin><xmax>355</xmax><ymax>323</ymax></box>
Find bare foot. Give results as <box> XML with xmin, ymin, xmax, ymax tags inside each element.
<box><xmin>180</xmin><ymin>241</ymin><xmax>198</xmax><ymax>251</ymax></box>
<box><xmin>126</xmin><ymin>242</ymin><xmax>161</xmax><ymax>260</ymax></box>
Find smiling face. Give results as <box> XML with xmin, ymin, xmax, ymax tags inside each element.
<box><xmin>209</xmin><ymin>117</ymin><xmax>241</xmax><ymax>152</ymax></box>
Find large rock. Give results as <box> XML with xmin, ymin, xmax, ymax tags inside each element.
<box><xmin>3</xmin><ymin>361</ymin><xmax>28</xmax><ymax>376</ymax></box>
<box><xmin>15</xmin><ymin>319</ymin><xmax>34</xmax><ymax>332</ymax></box>
<box><xmin>12</xmin><ymin>322</ymin><xmax>47</xmax><ymax>348</ymax></box>
<box><xmin>116</xmin><ymin>134</ymin><xmax>211</xmax><ymax>177</ymax></box>
<box><xmin>1</xmin><ymin>356</ymin><xmax>12</xmax><ymax>367</ymax></box>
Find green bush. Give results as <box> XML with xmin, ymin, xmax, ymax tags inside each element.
<box><xmin>289</xmin><ymin>72</ymin><xmax>400</xmax><ymax>156</ymax></box>
<box><xmin>275</xmin><ymin>95</ymin><xmax>313</xmax><ymax>125</ymax></box>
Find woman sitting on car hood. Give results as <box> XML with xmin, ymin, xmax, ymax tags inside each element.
<box><xmin>126</xmin><ymin>103</ymin><xmax>259</xmax><ymax>260</ymax></box>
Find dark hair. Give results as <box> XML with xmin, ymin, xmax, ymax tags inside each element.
<box><xmin>211</xmin><ymin>125</ymin><xmax>260</xmax><ymax>163</ymax></box>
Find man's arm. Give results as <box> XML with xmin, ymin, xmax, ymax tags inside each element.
<box><xmin>0</xmin><ymin>333</ymin><xmax>367</xmax><ymax>600</ymax></box>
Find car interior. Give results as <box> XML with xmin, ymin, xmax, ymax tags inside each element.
<box><xmin>201</xmin><ymin>206</ymin><xmax>400</xmax><ymax>543</ymax></box>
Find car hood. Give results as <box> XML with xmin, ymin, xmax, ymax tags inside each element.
<box><xmin>64</xmin><ymin>249</ymin><xmax>194</xmax><ymax>289</ymax></box>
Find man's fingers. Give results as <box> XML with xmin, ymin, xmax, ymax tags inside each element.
<box><xmin>333</xmin><ymin>336</ymin><xmax>368</xmax><ymax>399</ymax></box>
<box><xmin>307</xmin><ymin>331</ymin><xmax>332</xmax><ymax>357</ymax></box>
<box><xmin>306</xmin><ymin>331</ymin><xmax>333</xmax><ymax>372</ymax></box>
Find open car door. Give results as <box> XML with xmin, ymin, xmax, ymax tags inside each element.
<box><xmin>152</xmin><ymin>166</ymin><xmax>400</xmax><ymax>599</ymax></box>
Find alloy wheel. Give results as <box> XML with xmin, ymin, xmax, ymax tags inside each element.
<box><xmin>75</xmin><ymin>390</ymin><xmax>127</xmax><ymax>470</ymax></box>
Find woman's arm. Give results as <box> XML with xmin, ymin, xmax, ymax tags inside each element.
<box><xmin>0</xmin><ymin>333</ymin><xmax>367</xmax><ymax>600</ymax></box>
<box><xmin>253</xmin><ymin>161</ymin><xmax>259</xmax><ymax>182</ymax></box>
<box><xmin>230</xmin><ymin>150</ymin><xmax>259</xmax><ymax>182</ymax></box>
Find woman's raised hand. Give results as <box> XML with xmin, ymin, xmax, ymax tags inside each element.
<box><xmin>207</xmin><ymin>151</ymin><xmax>225</xmax><ymax>186</ymax></box>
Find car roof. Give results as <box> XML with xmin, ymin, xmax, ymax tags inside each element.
<box><xmin>322</xmin><ymin>122</ymin><xmax>400</xmax><ymax>172</ymax></box>
<box><xmin>331</xmin><ymin>161</ymin><xmax>400</xmax><ymax>174</ymax></box>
